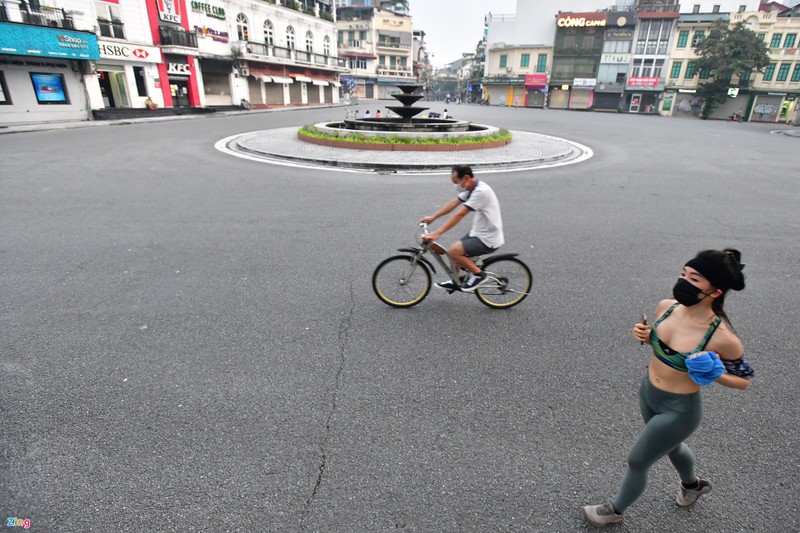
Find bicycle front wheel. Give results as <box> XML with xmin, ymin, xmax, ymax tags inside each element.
<box><xmin>475</xmin><ymin>258</ymin><xmax>532</xmax><ymax>309</ymax></box>
<box><xmin>372</xmin><ymin>255</ymin><xmax>431</xmax><ymax>308</ymax></box>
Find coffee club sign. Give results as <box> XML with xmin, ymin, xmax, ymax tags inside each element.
<box><xmin>191</xmin><ymin>1</ymin><xmax>225</xmax><ymax>20</ymax></box>
<box><xmin>557</xmin><ymin>13</ymin><xmax>607</xmax><ymax>28</ymax></box>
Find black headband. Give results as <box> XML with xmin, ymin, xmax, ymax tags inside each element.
<box><xmin>685</xmin><ymin>257</ymin><xmax>730</xmax><ymax>291</ymax></box>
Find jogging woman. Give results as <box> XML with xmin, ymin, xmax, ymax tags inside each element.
<box><xmin>582</xmin><ymin>248</ymin><xmax>754</xmax><ymax>526</ymax></box>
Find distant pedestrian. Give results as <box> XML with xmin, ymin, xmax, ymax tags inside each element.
<box><xmin>442</xmin><ymin>109</ymin><xmax>449</xmax><ymax>119</ymax></box>
<box><xmin>364</xmin><ymin>110</ymin><xmax>371</xmax><ymax>118</ymax></box>
<box><xmin>375</xmin><ymin>110</ymin><xmax>383</xmax><ymax>118</ymax></box>
<box><xmin>513</xmin><ymin>95</ymin><xmax>520</xmax><ymax>108</ymax></box>
<box><xmin>582</xmin><ymin>249</ymin><xmax>753</xmax><ymax>527</ymax></box>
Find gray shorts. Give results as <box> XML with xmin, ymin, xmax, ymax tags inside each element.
<box><xmin>461</xmin><ymin>235</ymin><xmax>495</xmax><ymax>257</ymax></box>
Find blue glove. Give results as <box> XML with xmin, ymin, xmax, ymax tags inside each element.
<box><xmin>686</xmin><ymin>351</ymin><xmax>725</xmax><ymax>386</ymax></box>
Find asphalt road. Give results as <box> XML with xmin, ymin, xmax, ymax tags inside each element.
<box><xmin>2</xmin><ymin>104</ymin><xmax>799</xmax><ymax>532</ymax></box>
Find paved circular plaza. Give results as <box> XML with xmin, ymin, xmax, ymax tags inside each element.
<box><xmin>217</xmin><ymin>126</ymin><xmax>593</xmax><ymax>173</ymax></box>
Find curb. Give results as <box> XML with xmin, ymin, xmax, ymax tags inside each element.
<box><xmin>229</xmin><ymin>135</ymin><xmax>583</xmax><ymax>173</ymax></box>
<box><xmin>0</xmin><ymin>103</ymin><xmax>350</xmax><ymax>135</ymax></box>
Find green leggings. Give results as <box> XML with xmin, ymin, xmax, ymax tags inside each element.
<box><xmin>611</xmin><ymin>375</ymin><xmax>703</xmax><ymax>513</ymax></box>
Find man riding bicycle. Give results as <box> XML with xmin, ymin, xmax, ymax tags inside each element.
<box><xmin>420</xmin><ymin>165</ymin><xmax>504</xmax><ymax>292</ymax></box>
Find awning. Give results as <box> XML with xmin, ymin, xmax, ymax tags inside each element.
<box><xmin>311</xmin><ymin>79</ymin><xmax>329</xmax><ymax>86</ymax></box>
<box><xmin>270</xmin><ymin>76</ymin><xmax>293</xmax><ymax>84</ymax></box>
<box><xmin>259</xmin><ymin>75</ymin><xmax>273</xmax><ymax>83</ymax></box>
<box><xmin>330</xmin><ymin>81</ymin><xmax>342</xmax><ymax>87</ymax></box>
<box><xmin>293</xmin><ymin>75</ymin><xmax>312</xmax><ymax>83</ymax></box>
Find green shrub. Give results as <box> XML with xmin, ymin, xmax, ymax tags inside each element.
<box><xmin>298</xmin><ymin>125</ymin><xmax>512</xmax><ymax>146</ymax></box>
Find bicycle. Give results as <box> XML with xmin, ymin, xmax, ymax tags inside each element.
<box><xmin>372</xmin><ymin>223</ymin><xmax>532</xmax><ymax>309</ymax></box>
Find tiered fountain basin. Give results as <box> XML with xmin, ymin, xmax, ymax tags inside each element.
<box><xmin>298</xmin><ymin>121</ymin><xmax>512</xmax><ymax>152</ymax></box>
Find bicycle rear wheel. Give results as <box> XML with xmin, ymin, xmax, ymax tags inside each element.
<box><xmin>372</xmin><ymin>255</ymin><xmax>431</xmax><ymax>308</ymax></box>
<box><xmin>475</xmin><ymin>258</ymin><xmax>532</xmax><ymax>309</ymax></box>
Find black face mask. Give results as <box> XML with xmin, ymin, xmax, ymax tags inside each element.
<box><xmin>673</xmin><ymin>278</ymin><xmax>708</xmax><ymax>307</ymax></box>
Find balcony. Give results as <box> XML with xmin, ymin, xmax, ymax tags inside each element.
<box><xmin>240</xmin><ymin>42</ymin><xmax>348</xmax><ymax>70</ymax></box>
<box><xmin>377</xmin><ymin>66</ymin><xmax>413</xmax><ymax>77</ymax></box>
<box><xmin>16</xmin><ymin>0</ymin><xmax>74</xmax><ymax>29</ymax></box>
<box><xmin>97</xmin><ymin>18</ymin><xmax>124</xmax><ymax>39</ymax></box>
<box><xmin>159</xmin><ymin>26</ymin><xmax>197</xmax><ymax>53</ymax></box>
<box><xmin>377</xmin><ymin>40</ymin><xmax>410</xmax><ymax>50</ymax></box>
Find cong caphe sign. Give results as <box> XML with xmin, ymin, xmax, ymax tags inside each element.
<box><xmin>557</xmin><ymin>13</ymin><xmax>607</xmax><ymax>28</ymax></box>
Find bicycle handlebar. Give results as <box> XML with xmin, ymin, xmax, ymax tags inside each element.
<box><xmin>419</xmin><ymin>222</ymin><xmax>429</xmax><ymax>234</ymax></box>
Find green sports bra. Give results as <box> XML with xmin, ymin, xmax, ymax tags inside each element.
<box><xmin>649</xmin><ymin>303</ymin><xmax>722</xmax><ymax>372</ymax></box>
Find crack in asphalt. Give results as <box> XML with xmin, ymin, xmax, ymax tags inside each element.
<box><xmin>300</xmin><ymin>281</ymin><xmax>356</xmax><ymax>529</ymax></box>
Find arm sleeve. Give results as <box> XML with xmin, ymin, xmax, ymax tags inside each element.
<box><xmin>722</xmin><ymin>357</ymin><xmax>755</xmax><ymax>379</ymax></box>
<box><xmin>464</xmin><ymin>189</ymin><xmax>484</xmax><ymax>212</ymax></box>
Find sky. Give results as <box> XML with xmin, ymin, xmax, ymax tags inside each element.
<box><xmin>408</xmin><ymin>0</ymin><xmax>518</xmax><ymax>67</ymax></box>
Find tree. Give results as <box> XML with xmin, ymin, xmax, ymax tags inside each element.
<box><xmin>693</xmin><ymin>20</ymin><xmax>770</xmax><ymax>119</ymax></box>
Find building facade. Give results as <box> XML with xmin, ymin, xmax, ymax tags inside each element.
<box><xmin>1</xmin><ymin>0</ymin><xmax>100</xmax><ymax>123</ymax></box>
<box><xmin>483</xmin><ymin>44</ymin><xmax>551</xmax><ymax>107</ymax></box>
<box><xmin>664</xmin><ymin>7</ymin><xmax>800</xmax><ymax>121</ymax></box>
<box><xmin>550</xmin><ymin>11</ymin><xmax>607</xmax><ymax>110</ymax></box>
<box><xmin>336</xmin><ymin>0</ymin><xmax>413</xmax><ymax>99</ymax></box>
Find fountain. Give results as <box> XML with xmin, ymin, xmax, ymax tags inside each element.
<box><xmin>296</xmin><ymin>83</ymin><xmax>511</xmax><ymax>152</ymax></box>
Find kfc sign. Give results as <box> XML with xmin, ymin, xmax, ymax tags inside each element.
<box><xmin>156</xmin><ymin>0</ymin><xmax>182</xmax><ymax>23</ymax></box>
<box><xmin>98</xmin><ymin>41</ymin><xmax>161</xmax><ymax>63</ymax></box>
<box><xmin>557</xmin><ymin>13</ymin><xmax>607</xmax><ymax>28</ymax></box>
<box><xmin>167</xmin><ymin>62</ymin><xmax>191</xmax><ymax>75</ymax></box>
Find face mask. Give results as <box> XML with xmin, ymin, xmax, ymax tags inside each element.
<box><xmin>672</xmin><ymin>278</ymin><xmax>708</xmax><ymax>307</ymax></box>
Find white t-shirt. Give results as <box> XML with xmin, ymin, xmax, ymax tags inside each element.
<box><xmin>458</xmin><ymin>180</ymin><xmax>504</xmax><ymax>249</ymax></box>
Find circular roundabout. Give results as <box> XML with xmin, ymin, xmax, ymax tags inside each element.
<box><xmin>216</xmin><ymin>127</ymin><xmax>593</xmax><ymax>175</ymax></box>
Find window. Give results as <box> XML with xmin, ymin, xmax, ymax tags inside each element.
<box><xmin>699</xmin><ymin>67</ymin><xmax>710</xmax><ymax>79</ymax></box>
<box><xmin>359</xmin><ymin>31</ymin><xmax>367</xmax><ymax>41</ymax></box>
<box><xmin>30</xmin><ymin>73</ymin><xmax>69</xmax><ymax>104</ymax></box>
<box><xmin>499</xmin><ymin>55</ymin><xmax>507</xmax><ymax>68</ymax></box>
<box><xmin>349</xmin><ymin>58</ymin><xmax>366</xmax><ymax>69</ymax></box>
<box><xmin>763</xmin><ymin>63</ymin><xmax>775</xmax><ymax>80</ymax></box>
<box><xmin>784</xmin><ymin>34</ymin><xmax>797</xmax><ymax>48</ymax></box>
<box><xmin>563</xmin><ymin>35</ymin><xmax>576</xmax><ymax>48</ymax></box>
<box><xmin>286</xmin><ymin>26</ymin><xmax>295</xmax><ymax>49</ymax></box>
<box><xmin>792</xmin><ymin>64</ymin><xmax>800</xmax><ymax>83</ymax></box>
<box><xmin>379</xmin><ymin>55</ymin><xmax>385</xmax><ymax>66</ymax></box>
<box><xmin>757</xmin><ymin>33</ymin><xmax>765</xmax><ymax>41</ymax></box>
<box><xmin>133</xmin><ymin>66</ymin><xmax>147</xmax><ymax>97</ymax></box>
<box><xmin>692</xmin><ymin>4</ymin><xmax>700</xmax><ymax>13</ymax></box>
<box><xmin>305</xmin><ymin>30</ymin><xmax>314</xmax><ymax>53</ymax></box>
<box><xmin>770</xmin><ymin>34</ymin><xmax>782</xmax><ymax>48</ymax></box>
<box><xmin>96</xmin><ymin>1</ymin><xmax>124</xmax><ymax>39</ymax></box>
<box><xmin>236</xmin><ymin>14</ymin><xmax>249</xmax><ymax>41</ymax></box>
<box><xmin>653</xmin><ymin>59</ymin><xmax>664</xmax><ymax>79</ymax></box>
<box><xmin>0</xmin><ymin>71</ymin><xmax>11</xmax><ymax>104</ymax></box>
<box><xmin>677</xmin><ymin>30</ymin><xmax>689</xmax><ymax>48</ymax></box>
<box><xmin>536</xmin><ymin>53</ymin><xmax>547</xmax><ymax>73</ymax></box>
<box><xmin>738</xmin><ymin>5</ymin><xmax>746</xmax><ymax>12</ymax></box>
<box><xmin>583</xmin><ymin>35</ymin><xmax>594</xmax><ymax>49</ymax></box>
<box><xmin>740</xmin><ymin>70</ymin><xmax>751</xmax><ymax>82</ymax></box>
<box><xmin>670</xmin><ymin>61</ymin><xmax>683</xmax><ymax>78</ymax></box>
<box><xmin>265</xmin><ymin>20</ymin><xmax>274</xmax><ymax>45</ymax></box>
<box><xmin>399</xmin><ymin>56</ymin><xmax>406</xmax><ymax>67</ymax></box>
<box><xmin>685</xmin><ymin>61</ymin><xmax>697</xmax><ymax>78</ymax></box>
<box><xmin>692</xmin><ymin>30</ymin><xmax>705</xmax><ymax>47</ymax></box>
<box><xmin>337</xmin><ymin>31</ymin><xmax>343</xmax><ymax>44</ymax></box>
<box><xmin>323</xmin><ymin>35</ymin><xmax>331</xmax><ymax>56</ymax></box>
<box><xmin>712</xmin><ymin>5</ymin><xmax>720</xmax><ymax>13</ymax></box>
<box><xmin>520</xmin><ymin>54</ymin><xmax>530</xmax><ymax>67</ymax></box>
<box><xmin>776</xmin><ymin>63</ymin><xmax>790</xmax><ymax>81</ymax></box>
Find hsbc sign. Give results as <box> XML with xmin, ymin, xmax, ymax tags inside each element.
<box><xmin>98</xmin><ymin>41</ymin><xmax>161</xmax><ymax>63</ymax></box>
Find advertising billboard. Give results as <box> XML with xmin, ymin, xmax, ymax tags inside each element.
<box><xmin>30</xmin><ymin>73</ymin><xmax>69</xmax><ymax>104</ymax></box>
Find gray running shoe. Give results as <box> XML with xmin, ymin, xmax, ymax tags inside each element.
<box><xmin>582</xmin><ymin>503</ymin><xmax>623</xmax><ymax>526</ymax></box>
<box><xmin>676</xmin><ymin>477</ymin><xmax>712</xmax><ymax>507</ymax></box>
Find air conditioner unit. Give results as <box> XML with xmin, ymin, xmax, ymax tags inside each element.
<box><xmin>240</xmin><ymin>67</ymin><xmax>250</xmax><ymax>77</ymax></box>
<box><xmin>236</xmin><ymin>59</ymin><xmax>247</xmax><ymax>69</ymax></box>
